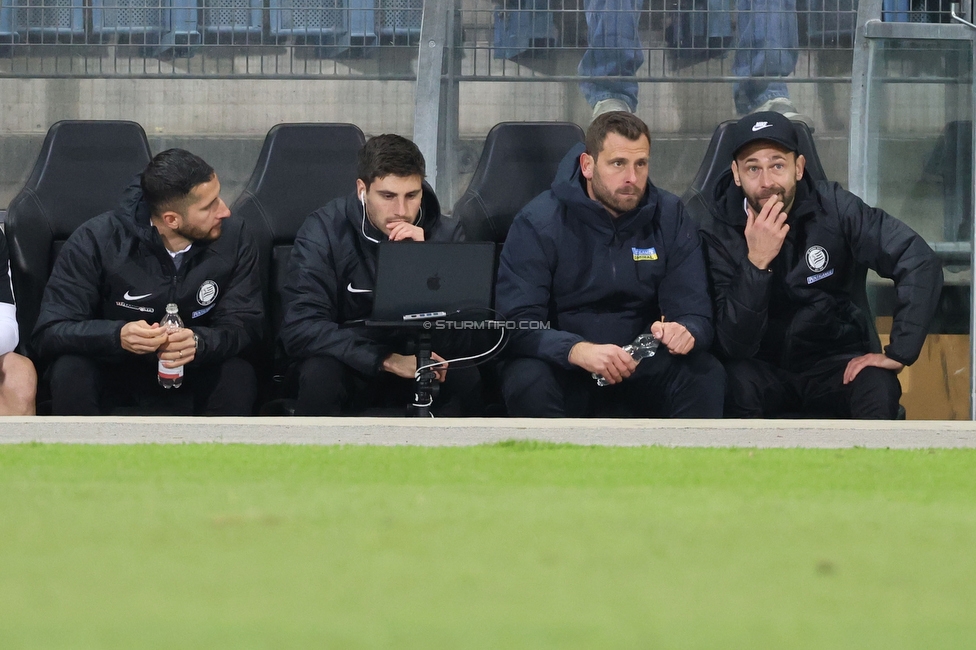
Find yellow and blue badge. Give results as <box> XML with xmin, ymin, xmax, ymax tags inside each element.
<box><xmin>632</xmin><ymin>247</ymin><xmax>658</xmax><ymax>261</ymax></box>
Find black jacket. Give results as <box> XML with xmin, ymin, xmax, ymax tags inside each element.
<box><xmin>278</xmin><ymin>185</ymin><xmax>463</xmax><ymax>376</ymax></box>
<box><xmin>33</xmin><ymin>181</ymin><xmax>264</xmax><ymax>365</ymax></box>
<box><xmin>699</xmin><ymin>172</ymin><xmax>942</xmax><ymax>371</ymax></box>
<box><xmin>495</xmin><ymin>144</ymin><xmax>714</xmax><ymax>368</ymax></box>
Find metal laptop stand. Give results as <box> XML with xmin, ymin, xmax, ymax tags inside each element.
<box><xmin>355</xmin><ymin>319</ymin><xmax>440</xmax><ymax>417</ymax></box>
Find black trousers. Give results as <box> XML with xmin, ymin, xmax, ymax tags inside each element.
<box><xmin>49</xmin><ymin>355</ymin><xmax>257</xmax><ymax>416</ymax></box>
<box><xmin>724</xmin><ymin>356</ymin><xmax>902</xmax><ymax>419</ymax></box>
<box><xmin>500</xmin><ymin>350</ymin><xmax>726</xmax><ymax>418</ymax></box>
<box><xmin>294</xmin><ymin>355</ymin><xmax>484</xmax><ymax>416</ymax></box>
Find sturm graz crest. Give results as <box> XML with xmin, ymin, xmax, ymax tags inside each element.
<box><xmin>197</xmin><ymin>280</ymin><xmax>219</xmax><ymax>306</ymax></box>
<box><xmin>805</xmin><ymin>246</ymin><xmax>829</xmax><ymax>273</ymax></box>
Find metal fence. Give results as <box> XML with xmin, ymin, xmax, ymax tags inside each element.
<box><xmin>458</xmin><ymin>0</ymin><xmax>966</xmax><ymax>85</ymax></box>
<box><xmin>0</xmin><ymin>0</ymin><xmax>424</xmax><ymax>77</ymax></box>
<box><xmin>0</xmin><ymin>0</ymin><xmax>964</xmax><ymax>79</ymax></box>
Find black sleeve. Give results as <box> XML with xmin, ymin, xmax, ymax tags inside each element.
<box><xmin>0</xmin><ymin>230</ymin><xmax>14</xmax><ymax>305</ymax></box>
<box><xmin>32</xmin><ymin>227</ymin><xmax>129</xmax><ymax>361</ymax></box>
<box><xmin>657</xmin><ymin>203</ymin><xmax>714</xmax><ymax>351</ymax></box>
<box><xmin>699</xmin><ymin>220</ymin><xmax>775</xmax><ymax>360</ymax></box>
<box><xmin>495</xmin><ymin>213</ymin><xmax>585</xmax><ymax>367</ymax></box>
<box><xmin>190</xmin><ymin>224</ymin><xmax>265</xmax><ymax>364</ymax></box>
<box><xmin>278</xmin><ymin>217</ymin><xmax>390</xmax><ymax>376</ymax></box>
<box><xmin>834</xmin><ymin>185</ymin><xmax>942</xmax><ymax>366</ymax></box>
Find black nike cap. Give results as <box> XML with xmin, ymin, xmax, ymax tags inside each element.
<box><xmin>731</xmin><ymin>111</ymin><xmax>799</xmax><ymax>159</ymax></box>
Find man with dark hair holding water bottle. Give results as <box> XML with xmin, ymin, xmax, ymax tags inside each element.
<box><xmin>33</xmin><ymin>148</ymin><xmax>263</xmax><ymax>415</ymax></box>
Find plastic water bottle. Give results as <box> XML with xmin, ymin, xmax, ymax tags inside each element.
<box><xmin>158</xmin><ymin>303</ymin><xmax>184</xmax><ymax>389</ymax></box>
<box><xmin>593</xmin><ymin>333</ymin><xmax>660</xmax><ymax>387</ymax></box>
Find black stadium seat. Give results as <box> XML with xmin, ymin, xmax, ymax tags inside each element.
<box><xmin>681</xmin><ymin>118</ymin><xmax>827</xmax><ymax>226</ymax></box>
<box><xmin>454</xmin><ymin>121</ymin><xmax>585</xmax><ymax>245</ymax></box>
<box><xmin>231</xmin><ymin>122</ymin><xmax>366</xmax><ymax>382</ymax></box>
<box><xmin>5</xmin><ymin>120</ymin><xmax>153</xmax><ymax>358</ymax></box>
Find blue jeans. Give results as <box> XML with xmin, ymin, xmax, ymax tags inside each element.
<box><xmin>577</xmin><ymin>0</ymin><xmax>645</xmax><ymax>112</ymax></box>
<box><xmin>731</xmin><ymin>0</ymin><xmax>799</xmax><ymax>114</ymax></box>
<box><xmin>574</xmin><ymin>0</ymin><xmax>797</xmax><ymax>113</ymax></box>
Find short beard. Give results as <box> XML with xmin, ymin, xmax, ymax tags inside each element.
<box><xmin>746</xmin><ymin>183</ymin><xmax>797</xmax><ymax>216</ymax></box>
<box><xmin>176</xmin><ymin>223</ymin><xmax>220</xmax><ymax>243</ymax></box>
<box><xmin>589</xmin><ymin>172</ymin><xmax>644</xmax><ymax>216</ymax></box>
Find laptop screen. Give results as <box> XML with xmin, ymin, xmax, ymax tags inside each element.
<box><xmin>371</xmin><ymin>242</ymin><xmax>496</xmax><ymax>321</ymax></box>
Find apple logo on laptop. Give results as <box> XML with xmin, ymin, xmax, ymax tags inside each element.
<box><xmin>427</xmin><ymin>273</ymin><xmax>441</xmax><ymax>291</ymax></box>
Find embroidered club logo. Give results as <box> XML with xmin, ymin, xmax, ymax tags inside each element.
<box><xmin>197</xmin><ymin>280</ymin><xmax>219</xmax><ymax>306</ymax></box>
<box><xmin>632</xmin><ymin>247</ymin><xmax>658</xmax><ymax>261</ymax></box>
<box><xmin>752</xmin><ymin>121</ymin><xmax>772</xmax><ymax>132</ymax></box>
<box><xmin>805</xmin><ymin>246</ymin><xmax>829</xmax><ymax>273</ymax></box>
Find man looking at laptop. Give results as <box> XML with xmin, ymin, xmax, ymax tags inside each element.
<box><xmin>279</xmin><ymin>134</ymin><xmax>480</xmax><ymax>416</ymax></box>
<box><xmin>495</xmin><ymin>112</ymin><xmax>725</xmax><ymax>417</ymax></box>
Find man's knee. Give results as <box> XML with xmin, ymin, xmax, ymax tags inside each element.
<box><xmin>666</xmin><ymin>352</ymin><xmax>726</xmax><ymax>418</ymax></box>
<box><xmin>500</xmin><ymin>357</ymin><xmax>565</xmax><ymax>417</ymax></box>
<box><xmin>206</xmin><ymin>357</ymin><xmax>257</xmax><ymax>416</ymax></box>
<box><xmin>849</xmin><ymin>366</ymin><xmax>901</xmax><ymax>419</ymax></box>
<box><xmin>296</xmin><ymin>356</ymin><xmax>350</xmax><ymax>416</ymax></box>
<box><xmin>223</xmin><ymin>356</ymin><xmax>257</xmax><ymax>403</ymax></box>
<box><xmin>49</xmin><ymin>355</ymin><xmax>102</xmax><ymax>416</ymax></box>
<box><xmin>0</xmin><ymin>352</ymin><xmax>37</xmax><ymax>415</ymax></box>
<box><xmin>723</xmin><ymin>358</ymin><xmax>769</xmax><ymax>418</ymax></box>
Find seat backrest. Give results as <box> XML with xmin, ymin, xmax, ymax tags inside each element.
<box><xmin>682</xmin><ymin>118</ymin><xmax>881</xmax><ymax>353</ymax></box>
<box><xmin>681</xmin><ymin>118</ymin><xmax>828</xmax><ymax>226</ymax></box>
<box><xmin>231</xmin><ymin>123</ymin><xmax>366</xmax><ymax>358</ymax></box>
<box><xmin>454</xmin><ymin>121</ymin><xmax>585</xmax><ymax>244</ymax></box>
<box><xmin>5</xmin><ymin>120</ymin><xmax>153</xmax><ymax>357</ymax></box>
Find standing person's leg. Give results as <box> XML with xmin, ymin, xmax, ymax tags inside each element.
<box><xmin>615</xmin><ymin>351</ymin><xmax>726</xmax><ymax>418</ymax></box>
<box><xmin>500</xmin><ymin>357</ymin><xmax>595</xmax><ymax>417</ymax></box>
<box><xmin>188</xmin><ymin>357</ymin><xmax>258</xmax><ymax>416</ymax></box>
<box><xmin>723</xmin><ymin>357</ymin><xmax>802</xmax><ymax>417</ymax></box>
<box><xmin>0</xmin><ymin>352</ymin><xmax>36</xmax><ymax>415</ymax></box>
<box><xmin>579</xmin><ymin>0</ymin><xmax>644</xmax><ymax>114</ymax></box>
<box><xmin>732</xmin><ymin>0</ymin><xmax>800</xmax><ymax>116</ymax></box>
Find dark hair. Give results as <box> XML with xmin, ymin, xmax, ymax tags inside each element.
<box><xmin>584</xmin><ymin>112</ymin><xmax>651</xmax><ymax>160</ymax></box>
<box><xmin>357</xmin><ymin>134</ymin><xmax>426</xmax><ymax>187</ymax></box>
<box><xmin>141</xmin><ymin>149</ymin><xmax>215</xmax><ymax>216</ymax></box>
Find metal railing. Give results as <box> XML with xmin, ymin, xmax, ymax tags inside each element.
<box><xmin>0</xmin><ymin>0</ymin><xmax>963</xmax><ymax>79</ymax></box>
<box><xmin>0</xmin><ymin>0</ymin><xmax>424</xmax><ymax>78</ymax></box>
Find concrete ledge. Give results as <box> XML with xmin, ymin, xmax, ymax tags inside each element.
<box><xmin>0</xmin><ymin>417</ymin><xmax>974</xmax><ymax>448</ymax></box>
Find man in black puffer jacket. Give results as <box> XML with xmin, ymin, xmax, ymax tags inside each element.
<box><xmin>34</xmin><ymin>149</ymin><xmax>263</xmax><ymax>415</ymax></box>
<box><xmin>698</xmin><ymin>111</ymin><xmax>942</xmax><ymax>418</ymax></box>
<box><xmin>279</xmin><ymin>134</ymin><xmax>480</xmax><ymax>416</ymax></box>
<box><xmin>495</xmin><ymin>112</ymin><xmax>725</xmax><ymax>417</ymax></box>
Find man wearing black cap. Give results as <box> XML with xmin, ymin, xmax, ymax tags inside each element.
<box><xmin>698</xmin><ymin>111</ymin><xmax>942</xmax><ymax>418</ymax></box>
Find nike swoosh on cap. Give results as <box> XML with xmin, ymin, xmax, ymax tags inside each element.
<box><xmin>346</xmin><ymin>283</ymin><xmax>373</xmax><ymax>294</ymax></box>
<box><xmin>752</xmin><ymin>122</ymin><xmax>772</xmax><ymax>132</ymax></box>
<box><xmin>123</xmin><ymin>291</ymin><xmax>153</xmax><ymax>301</ymax></box>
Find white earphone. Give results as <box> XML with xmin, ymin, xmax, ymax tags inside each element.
<box><xmin>359</xmin><ymin>189</ymin><xmax>379</xmax><ymax>244</ymax></box>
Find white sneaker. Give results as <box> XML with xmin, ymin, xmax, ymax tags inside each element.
<box><xmin>753</xmin><ymin>97</ymin><xmax>814</xmax><ymax>129</ymax></box>
<box><xmin>592</xmin><ymin>98</ymin><xmax>633</xmax><ymax>120</ymax></box>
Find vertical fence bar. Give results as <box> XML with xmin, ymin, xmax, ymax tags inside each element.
<box><xmin>848</xmin><ymin>0</ymin><xmax>882</xmax><ymax>199</ymax></box>
<box><xmin>970</xmin><ymin>29</ymin><xmax>976</xmax><ymax>419</ymax></box>
<box><xmin>413</xmin><ymin>0</ymin><xmax>450</xmax><ymax>194</ymax></box>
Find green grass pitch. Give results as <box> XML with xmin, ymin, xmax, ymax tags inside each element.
<box><xmin>1</xmin><ymin>442</ymin><xmax>975</xmax><ymax>648</ymax></box>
